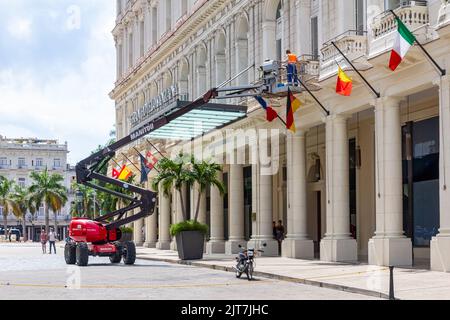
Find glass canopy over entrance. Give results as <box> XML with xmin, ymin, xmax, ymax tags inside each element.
<box><xmin>147</xmin><ymin>101</ymin><xmax>247</xmax><ymax>140</ymax></box>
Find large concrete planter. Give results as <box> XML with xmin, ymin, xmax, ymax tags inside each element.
<box><xmin>120</xmin><ymin>233</ymin><xmax>133</xmax><ymax>243</ymax></box>
<box><xmin>176</xmin><ymin>231</ymin><xmax>205</xmax><ymax>260</ymax></box>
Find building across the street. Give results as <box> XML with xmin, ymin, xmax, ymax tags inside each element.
<box><xmin>110</xmin><ymin>0</ymin><xmax>450</xmax><ymax>272</ymax></box>
<box><xmin>0</xmin><ymin>136</ymin><xmax>75</xmax><ymax>241</ymax></box>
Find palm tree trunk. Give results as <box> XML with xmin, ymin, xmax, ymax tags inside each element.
<box><xmin>194</xmin><ymin>188</ymin><xmax>202</xmax><ymax>222</ymax></box>
<box><xmin>3</xmin><ymin>215</ymin><xmax>7</xmax><ymax>240</ymax></box>
<box><xmin>178</xmin><ymin>189</ymin><xmax>187</xmax><ymax>221</ymax></box>
<box><xmin>54</xmin><ymin>211</ymin><xmax>58</xmax><ymax>238</ymax></box>
<box><xmin>44</xmin><ymin>203</ymin><xmax>50</xmax><ymax>233</ymax></box>
<box><xmin>22</xmin><ymin>218</ymin><xmax>27</xmax><ymax>242</ymax></box>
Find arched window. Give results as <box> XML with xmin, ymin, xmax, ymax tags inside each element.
<box><xmin>275</xmin><ymin>2</ymin><xmax>282</xmax><ymax>61</ymax></box>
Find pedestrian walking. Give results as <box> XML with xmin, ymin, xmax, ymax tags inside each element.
<box><xmin>272</xmin><ymin>221</ymin><xmax>277</xmax><ymax>240</ymax></box>
<box><xmin>48</xmin><ymin>228</ymin><xmax>57</xmax><ymax>254</ymax></box>
<box><xmin>40</xmin><ymin>229</ymin><xmax>48</xmax><ymax>254</ymax></box>
<box><xmin>275</xmin><ymin>220</ymin><xmax>285</xmax><ymax>255</ymax></box>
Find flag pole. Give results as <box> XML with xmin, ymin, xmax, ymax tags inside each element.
<box><xmin>134</xmin><ymin>146</ymin><xmax>160</xmax><ymax>174</ymax></box>
<box><xmin>120</xmin><ymin>152</ymin><xmax>142</xmax><ymax>173</ymax></box>
<box><xmin>390</xmin><ymin>10</ymin><xmax>446</xmax><ymax>76</ymax></box>
<box><xmin>331</xmin><ymin>41</ymin><xmax>381</xmax><ymax>98</ymax></box>
<box><xmin>146</xmin><ymin>139</ymin><xmax>168</xmax><ymax>160</ymax></box>
<box><xmin>297</xmin><ymin>79</ymin><xmax>330</xmax><ymax>116</ymax></box>
<box><xmin>111</xmin><ymin>158</ymin><xmax>122</xmax><ymax>169</ymax></box>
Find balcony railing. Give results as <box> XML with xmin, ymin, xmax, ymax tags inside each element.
<box><xmin>320</xmin><ymin>30</ymin><xmax>368</xmax><ymax>79</ymax></box>
<box><xmin>438</xmin><ymin>0</ymin><xmax>450</xmax><ymax>27</ymax></box>
<box><xmin>372</xmin><ymin>2</ymin><xmax>428</xmax><ymax>40</ymax></box>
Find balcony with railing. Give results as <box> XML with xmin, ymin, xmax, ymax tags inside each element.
<box><xmin>276</xmin><ymin>54</ymin><xmax>320</xmax><ymax>85</ymax></box>
<box><xmin>369</xmin><ymin>1</ymin><xmax>429</xmax><ymax>57</ymax></box>
<box><xmin>438</xmin><ymin>0</ymin><xmax>450</xmax><ymax>28</ymax></box>
<box><xmin>319</xmin><ymin>30</ymin><xmax>368</xmax><ymax>80</ymax></box>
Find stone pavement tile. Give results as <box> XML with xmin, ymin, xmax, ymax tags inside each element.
<box><xmin>135</xmin><ymin>246</ymin><xmax>450</xmax><ymax>300</ymax></box>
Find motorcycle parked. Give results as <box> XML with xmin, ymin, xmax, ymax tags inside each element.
<box><xmin>235</xmin><ymin>243</ymin><xmax>267</xmax><ymax>281</ymax></box>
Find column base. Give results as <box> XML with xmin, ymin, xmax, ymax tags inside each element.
<box><xmin>431</xmin><ymin>235</ymin><xmax>450</xmax><ymax>272</ymax></box>
<box><xmin>368</xmin><ymin>237</ymin><xmax>412</xmax><ymax>266</ymax></box>
<box><xmin>143</xmin><ymin>241</ymin><xmax>157</xmax><ymax>248</ymax></box>
<box><xmin>282</xmin><ymin>238</ymin><xmax>314</xmax><ymax>259</ymax></box>
<box><xmin>156</xmin><ymin>241</ymin><xmax>171</xmax><ymax>250</ymax></box>
<box><xmin>206</xmin><ymin>240</ymin><xmax>225</xmax><ymax>254</ymax></box>
<box><xmin>134</xmin><ymin>242</ymin><xmax>144</xmax><ymax>247</ymax></box>
<box><xmin>320</xmin><ymin>238</ymin><xmax>357</xmax><ymax>262</ymax></box>
<box><xmin>225</xmin><ymin>240</ymin><xmax>247</xmax><ymax>255</ymax></box>
<box><xmin>247</xmin><ymin>239</ymin><xmax>279</xmax><ymax>257</ymax></box>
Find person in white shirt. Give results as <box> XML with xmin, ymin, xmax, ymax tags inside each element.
<box><xmin>48</xmin><ymin>228</ymin><xmax>58</xmax><ymax>254</ymax></box>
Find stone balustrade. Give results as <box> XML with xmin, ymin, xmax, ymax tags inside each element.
<box><xmin>371</xmin><ymin>3</ymin><xmax>429</xmax><ymax>40</ymax></box>
<box><xmin>319</xmin><ymin>33</ymin><xmax>368</xmax><ymax>80</ymax></box>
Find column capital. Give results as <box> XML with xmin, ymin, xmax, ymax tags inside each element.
<box><xmin>323</xmin><ymin>113</ymin><xmax>351</xmax><ymax>124</ymax></box>
<box><xmin>371</xmin><ymin>96</ymin><xmax>405</xmax><ymax>109</ymax></box>
<box><xmin>433</xmin><ymin>74</ymin><xmax>450</xmax><ymax>87</ymax></box>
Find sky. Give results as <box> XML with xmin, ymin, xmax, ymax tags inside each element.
<box><xmin>0</xmin><ymin>0</ymin><xmax>116</xmax><ymax>164</ymax></box>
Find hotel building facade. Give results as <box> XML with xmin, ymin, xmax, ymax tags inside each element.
<box><xmin>111</xmin><ymin>0</ymin><xmax>450</xmax><ymax>271</ymax></box>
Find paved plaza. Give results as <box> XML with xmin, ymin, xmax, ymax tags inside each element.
<box><xmin>0</xmin><ymin>243</ymin><xmax>376</xmax><ymax>300</ymax></box>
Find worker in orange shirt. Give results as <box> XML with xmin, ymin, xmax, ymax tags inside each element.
<box><xmin>286</xmin><ymin>49</ymin><xmax>299</xmax><ymax>86</ymax></box>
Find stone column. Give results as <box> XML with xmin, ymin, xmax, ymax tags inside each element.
<box><xmin>133</xmin><ymin>215</ymin><xmax>144</xmax><ymax>246</ymax></box>
<box><xmin>261</xmin><ymin>21</ymin><xmax>276</xmax><ymax>60</ymax></box>
<box><xmin>295</xmin><ymin>0</ymin><xmax>311</xmax><ymax>55</ymax></box>
<box><xmin>282</xmin><ymin>130</ymin><xmax>314</xmax><ymax>258</ymax></box>
<box><xmin>143</xmin><ymin>204</ymin><xmax>158</xmax><ymax>248</ymax></box>
<box><xmin>207</xmin><ymin>171</ymin><xmax>225</xmax><ymax>254</ymax></box>
<box><xmin>432</xmin><ymin>76</ymin><xmax>450</xmax><ymax>271</ymax></box>
<box><xmin>368</xmin><ymin>97</ymin><xmax>412</xmax><ymax>266</ymax></box>
<box><xmin>170</xmin><ymin>185</ymin><xmax>186</xmax><ymax>251</ymax></box>
<box><xmin>156</xmin><ymin>187</ymin><xmax>171</xmax><ymax>250</ymax></box>
<box><xmin>320</xmin><ymin>114</ymin><xmax>357</xmax><ymax>262</ymax></box>
<box><xmin>225</xmin><ymin>165</ymin><xmax>246</xmax><ymax>254</ymax></box>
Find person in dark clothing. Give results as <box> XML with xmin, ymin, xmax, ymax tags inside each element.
<box><xmin>272</xmin><ymin>221</ymin><xmax>277</xmax><ymax>239</ymax></box>
<box><xmin>275</xmin><ymin>220</ymin><xmax>285</xmax><ymax>255</ymax></box>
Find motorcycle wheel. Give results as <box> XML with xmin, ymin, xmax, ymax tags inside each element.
<box><xmin>246</xmin><ymin>262</ymin><xmax>254</xmax><ymax>281</ymax></box>
<box><xmin>235</xmin><ymin>264</ymin><xmax>243</xmax><ymax>278</ymax></box>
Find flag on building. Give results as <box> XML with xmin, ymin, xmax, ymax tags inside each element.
<box><xmin>146</xmin><ymin>151</ymin><xmax>159</xmax><ymax>170</ymax></box>
<box><xmin>139</xmin><ymin>154</ymin><xmax>151</xmax><ymax>184</ymax></box>
<box><xmin>336</xmin><ymin>66</ymin><xmax>353</xmax><ymax>96</ymax></box>
<box><xmin>389</xmin><ymin>17</ymin><xmax>416</xmax><ymax>71</ymax></box>
<box><xmin>255</xmin><ymin>96</ymin><xmax>279</xmax><ymax>122</ymax></box>
<box><xmin>286</xmin><ymin>88</ymin><xmax>301</xmax><ymax>133</ymax></box>
<box><xmin>117</xmin><ymin>165</ymin><xmax>132</xmax><ymax>181</ymax></box>
<box><xmin>112</xmin><ymin>168</ymin><xmax>121</xmax><ymax>179</ymax></box>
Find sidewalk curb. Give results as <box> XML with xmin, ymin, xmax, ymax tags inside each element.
<box><xmin>137</xmin><ymin>254</ymin><xmax>390</xmax><ymax>300</ymax></box>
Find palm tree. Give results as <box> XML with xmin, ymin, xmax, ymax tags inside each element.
<box><xmin>29</xmin><ymin>168</ymin><xmax>67</xmax><ymax>233</ymax></box>
<box><xmin>152</xmin><ymin>153</ymin><xmax>192</xmax><ymax>221</ymax></box>
<box><xmin>12</xmin><ymin>185</ymin><xmax>36</xmax><ymax>242</ymax></box>
<box><xmin>0</xmin><ymin>177</ymin><xmax>21</xmax><ymax>237</ymax></box>
<box><xmin>189</xmin><ymin>157</ymin><xmax>225</xmax><ymax>222</ymax></box>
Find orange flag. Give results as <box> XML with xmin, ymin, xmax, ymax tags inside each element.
<box><xmin>336</xmin><ymin>66</ymin><xmax>353</xmax><ymax>96</ymax></box>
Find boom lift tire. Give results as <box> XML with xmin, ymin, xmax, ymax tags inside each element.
<box><xmin>76</xmin><ymin>243</ymin><xmax>89</xmax><ymax>267</ymax></box>
<box><xmin>110</xmin><ymin>244</ymin><xmax>122</xmax><ymax>263</ymax></box>
<box><xmin>64</xmin><ymin>243</ymin><xmax>76</xmax><ymax>265</ymax></box>
<box><xmin>122</xmin><ymin>241</ymin><xmax>136</xmax><ymax>265</ymax></box>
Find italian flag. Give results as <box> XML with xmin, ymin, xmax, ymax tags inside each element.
<box><xmin>389</xmin><ymin>17</ymin><xmax>416</xmax><ymax>71</ymax></box>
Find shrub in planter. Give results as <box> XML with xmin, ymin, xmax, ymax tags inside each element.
<box><xmin>170</xmin><ymin>220</ymin><xmax>208</xmax><ymax>260</ymax></box>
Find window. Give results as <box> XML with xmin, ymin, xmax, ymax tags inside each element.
<box><xmin>36</xmin><ymin>158</ymin><xmax>44</xmax><ymax>167</ymax></box>
<box><xmin>384</xmin><ymin>0</ymin><xmax>400</xmax><ymax>10</ymax></box>
<box><xmin>128</xmin><ymin>33</ymin><xmax>133</xmax><ymax>69</ymax></box>
<box><xmin>311</xmin><ymin>17</ymin><xmax>319</xmax><ymax>58</ymax></box>
<box><xmin>355</xmin><ymin>0</ymin><xmax>366</xmax><ymax>35</ymax></box>
<box><xmin>276</xmin><ymin>3</ymin><xmax>282</xmax><ymax>61</ymax></box>
<box><xmin>18</xmin><ymin>178</ymin><xmax>26</xmax><ymax>188</ymax></box>
<box><xmin>18</xmin><ymin>158</ymin><xmax>26</xmax><ymax>168</ymax></box>
<box><xmin>152</xmin><ymin>7</ymin><xmax>158</xmax><ymax>45</ymax></box>
<box><xmin>53</xmin><ymin>159</ymin><xmax>61</xmax><ymax>168</ymax></box>
<box><xmin>39</xmin><ymin>207</ymin><xmax>44</xmax><ymax>217</ymax></box>
<box><xmin>166</xmin><ymin>0</ymin><xmax>172</xmax><ymax>32</ymax></box>
<box><xmin>0</xmin><ymin>157</ymin><xmax>7</xmax><ymax>167</ymax></box>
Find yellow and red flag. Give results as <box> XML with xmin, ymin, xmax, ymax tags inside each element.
<box><xmin>336</xmin><ymin>66</ymin><xmax>352</xmax><ymax>96</ymax></box>
<box><xmin>117</xmin><ymin>165</ymin><xmax>132</xmax><ymax>181</ymax></box>
<box><xmin>286</xmin><ymin>88</ymin><xmax>301</xmax><ymax>133</ymax></box>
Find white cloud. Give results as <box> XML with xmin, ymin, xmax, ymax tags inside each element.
<box><xmin>7</xmin><ymin>17</ymin><xmax>32</xmax><ymax>40</ymax></box>
<box><xmin>0</xmin><ymin>2</ymin><xmax>116</xmax><ymax>164</ymax></box>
